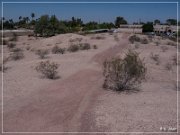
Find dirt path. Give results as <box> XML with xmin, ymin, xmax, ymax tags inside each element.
<box><xmin>4</xmin><ymin>36</ymin><xmax>129</xmax><ymax>132</ymax></box>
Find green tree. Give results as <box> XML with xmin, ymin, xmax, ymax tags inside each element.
<box><xmin>31</xmin><ymin>13</ymin><xmax>35</xmax><ymax>20</ymax></box>
<box><xmin>115</xmin><ymin>16</ymin><xmax>127</xmax><ymax>27</ymax></box>
<box><xmin>34</xmin><ymin>15</ymin><xmax>50</xmax><ymax>36</ymax></box>
<box><xmin>142</xmin><ymin>23</ymin><xmax>154</xmax><ymax>33</ymax></box>
<box><xmin>166</xmin><ymin>19</ymin><xmax>177</xmax><ymax>25</ymax></box>
<box><xmin>154</xmin><ymin>19</ymin><xmax>160</xmax><ymax>25</ymax></box>
<box><xmin>19</xmin><ymin>16</ymin><xmax>22</xmax><ymax>21</ymax></box>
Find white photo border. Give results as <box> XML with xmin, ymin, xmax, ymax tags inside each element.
<box><xmin>1</xmin><ymin>1</ymin><xmax>179</xmax><ymax>134</ymax></box>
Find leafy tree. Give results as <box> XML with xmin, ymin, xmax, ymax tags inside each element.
<box><xmin>3</xmin><ymin>19</ymin><xmax>14</xmax><ymax>29</ymax></box>
<box><xmin>154</xmin><ymin>19</ymin><xmax>160</xmax><ymax>25</ymax></box>
<box><xmin>142</xmin><ymin>23</ymin><xmax>154</xmax><ymax>33</ymax></box>
<box><xmin>115</xmin><ymin>16</ymin><xmax>127</xmax><ymax>27</ymax></box>
<box><xmin>83</xmin><ymin>21</ymin><xmax>98</xmax><ymax>31</ymax></box>
<box><xmin>34</xmin><ymin>15</ymin><xmax>50</xmax><ymax>36</ymax></box>
<box><xmin>34</xmin><ymin>15</ymin><xmax>69</xmax><ymax>37</ymax></box>
<box><xmin>166</xmin><ymin>19</ymin><xmax>177</xmax><ymax>25</ymax></box>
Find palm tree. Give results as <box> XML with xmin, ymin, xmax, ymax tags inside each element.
<box><xmin>31</xmin><ymin>13</ymin><xmax>35</xmax><ymax>21</ymax></box>
<box><xmin>19</xmin><ymin>16</ymin><xmax>22</xmax><ymax>21</ymax></box>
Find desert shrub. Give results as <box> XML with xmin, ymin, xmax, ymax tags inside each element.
<box><xmin>172</xmin><ymin>55</ymin><xmax>179</xmax><ymax>65</ymax></box>
<box><xmin>0</xmin><ymin>38</ymin><xmax>8</xmax><ymax>45</ymax></box>
<box><xmin>0</xmin><ymin>58</ymin><xmax>8</xmax><ymax>72</ymax></box>
<box><xmin>35</xmin><ymin>60</ymin><xmax>59</xmax><ymax>79</ymax></box>
<box><xmin>7</xmin><ymin>43</ymin><xmax>16</xmax><ymax>49</ymax></box>
<box><xmin>103</xmin><ymin>50</ymin><xmax>146</xmax><ymax>91</ymax></box>
<box><xmin>155</xmin><ymin>41</ymin><xmax>159</xmax><ymax>46</ymax></box>
<box><xmin>26</xmin><ymin>46</ymin><xmax>31</xmax><ymax>50</ymax></box>
<box><xmin>11</xmin><ymin>48</ymin><xmax>22</xmax><ymax>52</ymax></box>
<box><xmin>114</xmin><ymin>35</ymin><xmax>119</xmax><ymax>41</ymax></box>
<box><xmin>129</xmin><ymin>35</ymin><xmax>140</xmax><ymax>44</ymax></box>
<box><xmin>93</xmin><ymin>45</ymin><xmax>98</xmax><ymax>49</ymax></box>
<box><xmin>52</xmin><ymin>45</ymin><xmax>66</xmax><ymax>54</ymax></box>
<box><xmin>69</xmin><ymin>38</ymin><xmax>82</xmax><ymax>42</ymax></box>
<box><xmin>10</xmin><ymin>50</ymin><xmax>24</xmax><ymax>60</ymax></box>
<box><xmin>161</xmin><ymin>46</ymin><xmax>168</xmax><ymax>52</ymax></box>
<box><xmin>67</xmin><ymin>44</ymin><xmax>80</xmax><ymax>52</ymax></box>
<box><xmin>150</xmin><ymin>53</ymin><xmax>160</xmax><ymax>65</ymax></box>
<box><xmin>36</xmin><ymin>49</ymin><xmax>49</xmax><ymax>59</ymax></box>
<box><xmin>9</xmin><ymin>33</ymin><xmax>17</xmax><ymax>41</ymax></box>
<box><xmin>79</xmin><ymin>43</ymin><xmax>91</xmax><ymax>50</ymax></box>
<box><xmin>165</xmin><ymin>63</ymin><xmax>172</xmax><ymax>70</ymax></box>
<box><xmin>148</xmin><ymin>35</ymin><xmax>153</xmax><ymax>42</ymax></box>
<box><xmin>167</xmin><ymin>41</ymin><xmax>176</xmax><ymax>46</ymax></box>
<box><xmin>134</xmin><ymin>43</ymin><xmax>140</xmax><ymax>49</ymax></box>
<box><xmin>91</xmin><ymin>36</ymin><xmax>105</xmax><ymax>40</ymax></box>
<box><xmin>140</xmin><ymin>38</ymin><xmax>148</xmax><ymax>44</ymax></box>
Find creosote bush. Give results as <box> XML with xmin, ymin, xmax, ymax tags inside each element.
<box><xmin>35</xmin><ymin>60</ymin><xmax>59</xmax><ymax>79</ymax></box>
<box><xmin>0</xmin><ymin>38</ymin><xmax>8</xmax><ymax>45</ymax></box>
<box><xmin>140</xmin><ymin>38</ymin><xmax>148</xmax><ymax>44</ymax></box>
<box><xmin>9</xmin><ymin>33</ymin><xmax>18</xmax><ymax>41</ymax></box>
<box><xmin>155</xmin><ymin>41</ymin><xmax>159</xmax><ymax>46</ymax></box>
<box><xmin>129</xmin><ymin>35</ymin><xmax>140</xmax><ymax>44</ymax></box>
<box><xmin>165</xmin><ymin>63</ymin><xmax>172</xmax><ymax>70</ymax></box>
<box><xmin>67</xmin><ymin>44</ymin><xmax>80</xmax><ymax>52</ymax></box>
<box><xmin>0</xmin><ymin>58</ymin><xmax>8</xmax><ymax>72</ymax></box>
<box><xmin>52</xmin><ymin>45</ymin><xmax>66</xmax><ymax>54</ymax></box>
<box><xmin>103</xmin><ymin>50</ymin><xmax>146</xmax><ymax>91</ymax></box>
<box><xmin>36</xmin><ymin>49</ymin><xmax>49</xmax><ymax>59</ymax></box>
<box><xmin>134</xmin><ymin>43</ymin><xmax>140</xmax><ymax>49</ymax></box>
<box><xmin>172</xmin><ymin>55</ymin><xmax>179</xmax><ymax>65</ymax></box>
<box><xmin>7</xmin><ymin>43</ymin><xmax>16</xmax><ymax>49</ymax></box>
<box><xmin>11</xmin><ymin>48</ymin><xmax>22</xmax><ymax>52</ymax></box>
<box><xmin>10</xmin><ymin>49</ymin><xmax>24</xmax><ymax>60</ymax></box>
<box><xmin>93</xmin><ymin>45</ymin><xmax>98</xmax><ymax>49</ymax></box>
<box><xmin>79</xmin><ymin>43</ymin><xmax>91</xmax><ymax>50</ymax></box>
<box><xmin>91</xmin><ymin>35</ymin><xmax>105</xmax><ymax>40</ymax></box>
<box><xmin>161</xmin><ymin>46</ymin><xmax>168</xmax><ymax>52</ymax></box>
<box><xmin>150</xmin><ymin>53</ymin><xmax>160</xmax><ymax>65</ymax></box>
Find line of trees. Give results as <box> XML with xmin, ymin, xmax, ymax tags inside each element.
<box><xmin>0</xmin><ymin>13</ymin><xmax>179</xmax><ymax>37</ymax></box>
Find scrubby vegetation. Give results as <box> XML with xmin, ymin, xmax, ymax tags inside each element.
<box><xmin>0</xmin><ymin>38</ymin><xmax>8</xmax><ymax>45</ymax></box>
<box><xmin>140</xmin><ymin>38</ymin><xmax>148</xmax><ymax>44</ymax></box>
<box><xmin>79</xmin><ymin>43</ymin><xmax>91</xmax><ymax>50</ymax></box>
<box><xmin>67</xmin><ymin>44</ymin><xmax>80</xmax><ymax>52</ymax></box>
<box><xmin>69</xmin><ymin>38</ymin><xmax>82</xmax><ymax>42</ymax></box>
<box><xmin>165</xmin><ymin>63</ymin><xmax>172</xmax><ymax>70</ymax></box>
<box><xmin>103</xmin><ymin>50</ymin><xmax>146</xmax><ymax>91</ymax></box>
<box><xmin>35</xmin><ymin>60</ymin><xmax>59</xmax><ymax>79</ymax></box>
<box><xmin>0</xmin><ymin>58</ymin><xmax>8</xmax><ymax>72</ymax></box>
<box><xmin>52</xmin><ymin>45</ymin><xmax>66</xmax><ymax>54</ymax></box>
<box><xmin>10</xmin><ymin>49</ymin><xmax>24</xmax><ymax>60</ymax></box>
<box><xmin>91</xmin><ymin>35</ymin><xmax>105</xmax><ymax>40</ymax></box>
<box><xmin>134</xmin><ymin>43</ymin><xmax>140</xmax><ymax>49</ymax></box>
<box><xmin>9</xmin><ymin>33</ymin><xmax>18</xmax><ymax>41</ymax></box>
<box><xmin>150</xmin><ymin>53</ymin><xmax>160</xmax><ymax>65</ymax></box>
<box><xmin>129</xmin><ymin>35</ymin><xmax>140</xmax><ymax>44</ymax></box>
<box><xmin>161</xmin><ymin>46</ymin><xmax>168</xmax><ymax>52</ymax></box>
<box><xmin>93</xmin><ymin>45</ymin><xmax>98</xmax><ymax>49</ymax></box>
<box><xmin>7</xmin><ymin>43</ymin><xmax>16</xmax><ymax>49</ymax></box>
<box><xmin>36</xmin><ymin>49</ymin><xmax>49</xmax><ymax>59</ymax></box>
<box><xmin>172</xmin><ymin>55</ymin><xmax>179</xmax><ymax>65</ymax></box>
<box><xmin>68</xmin><ymin>43</ymin><xmax>91</xmax><ymax>52</ymax></box>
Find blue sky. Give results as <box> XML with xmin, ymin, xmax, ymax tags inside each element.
<box><xmin>1</xmin><ymin>0</ymin><xmax>179</xmax><ymax>24</ymax></box>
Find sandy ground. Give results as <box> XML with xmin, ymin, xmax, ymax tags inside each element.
<box><xmin>0</xmin><ymin>32</ymin><xmax>179</xmax><ymax>135</ymax></box>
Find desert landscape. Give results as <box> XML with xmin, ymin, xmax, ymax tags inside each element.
<box><xmin>1</xmin><ymin>2</ymin><xmax>180</xmax><ymax>135</ymax></box>
<box><xmin>0</xmin><ymin>31</ymin><xmax>179</xmax><ymax>134</ymax></box>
